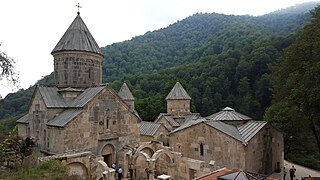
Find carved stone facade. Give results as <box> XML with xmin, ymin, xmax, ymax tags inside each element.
<box><xmin>53</xmin><ymin>51</ymin><xmax>103</xmax><ymax>88</ymax></box>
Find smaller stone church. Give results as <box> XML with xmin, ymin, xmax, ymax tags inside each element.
<box><xmin>141</xmin><ymin>82</ymin><xmax>284</xmax><ymax>177</ymax></box>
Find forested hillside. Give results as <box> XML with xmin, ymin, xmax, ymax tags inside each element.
<box><xmin>0</xmin><ymin>2</ymin><xmax>320</xmax><ymax>169</ymax></box>
<box><xmin>265</xmin><ymin>6</ymin><xmax>320</xmax><ymax>169</ymax></box>
<box><xmin>0</xmin><ymin>1</ymin><xmax>316</xmax><ymax>122</ymax></box>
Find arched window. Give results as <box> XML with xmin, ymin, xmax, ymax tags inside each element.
<box><xmin>200</xmin><ymin>143</ymin><xmax>204</xmax><ymax>156</ymax></box>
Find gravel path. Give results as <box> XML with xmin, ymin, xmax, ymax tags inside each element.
<box><xmin>270</xmin><ymin>160</ymin><xmax>320</xmax><ymax>180</ymax></box>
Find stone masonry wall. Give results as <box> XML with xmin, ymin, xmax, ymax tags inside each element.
<box><xmin>167</xmin><ymin>99</ymin><xmax>190</xmax><ymax>116</ymax></box>
<box><xmin>53</xmin><ymin>51</ymin><xmax>103</xmax><ymax>88</ymax></box>
<box><xmin>169</xmin><ymin>122</ymin><xmax>245</xmax><ymax>170</ymax></box>
<box><xmin>245</xmin><ymin>124</ymin><xmax>283</xmax><ymax>174</ymax></box>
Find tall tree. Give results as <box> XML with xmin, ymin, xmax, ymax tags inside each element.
<box><xmin>0</xmin><ymin>43</ymin><xmax>19</xmax><ymax>88</ymax></box>
<box><xmin>265</xmin><ymin>6</ymin><xmax>320</xmax><ymax>160</ymax></box>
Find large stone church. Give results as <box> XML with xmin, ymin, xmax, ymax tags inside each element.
<box><xmin>16</xmin><ymin>12</ymin><xmax>283</xmax><ymax>180</ymax></box>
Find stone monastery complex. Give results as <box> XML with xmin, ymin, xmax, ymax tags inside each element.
<box><xmin>16</xmin><ymin>12</ymin><xmax>283</xmax><ymax>180</ymax></box>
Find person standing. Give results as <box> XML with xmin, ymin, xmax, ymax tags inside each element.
<box><xmin>283</xmin><ymin>167</ymin><xmax>287</xmax><ymax>180</ymax></box>
<box><xmin>118</xmin><ymin>166</ymin><xmax>123</xmax><ymax>180</ymax></box>
<box><xmin>289</xmin><ymin>165</ymin><xmax>296</xmax><ymax>180</ymax></box>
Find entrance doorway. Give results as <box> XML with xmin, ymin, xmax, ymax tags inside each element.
<box><xmin>101</xmin><ymin>144</ymin><xmax>115</xmax><ymax>168</ymax></box>
<box><xmin>103</xmin><ymin>154</ymin><xmax>113</xmax><ymax>167</ymax></box>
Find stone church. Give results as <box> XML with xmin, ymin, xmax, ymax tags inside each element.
<box><xmin>16</xmin><ymin>12</ymin><xmax>283</xmax><ymax>180</ymax></box>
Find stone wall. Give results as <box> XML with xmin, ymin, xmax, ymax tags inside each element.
<box><xmin>64</xmin><ymin>112</ymin><xmax>98</xmax><ymax>153</ymax></box>
<box><xmin>47</xmin><ymin>127</ymin><xmax>65</xmax><ymax>154</ymax></box>
<box><xmin>22</xmin><ymin>88</ymin><xmax>65</xmax><ymax>153</ymax></box>
<box><xmin>166</xmin><ymin>99</ymin><xmax>190</xmax><ymax>116</ymax></box>
<box><xmin>53</xmin><ymin>51</ymin><xmax>103</xmax><ymax>88</ymax></box>
<box><xmin>38</xmin><ymin>151</ymin><xmax>114</xmax><ymax>180</ymax></box>
<box><xmin>17</xmin><ymin>124</ymin><xmax>27</xmax><ymax>138</ymax></box>
<box><xmin>169</xmin><ymin>122</ymin><xmax>245</xmax><ymax>170</ymax></box>
<box><xmin>245</xmin><ymin>124</ymin><xmax>283</xmax><ymax>175</ymax></box>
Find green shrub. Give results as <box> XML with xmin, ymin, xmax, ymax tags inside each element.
<box><xmin>287</xmin><ymin>154</ymin><xmax>320</xmax><ymax>171</ymax></box>
<box><xmin>0</xmin><ymin>159</ymin><xmax>68</xmax><ymax>180</ymax></box>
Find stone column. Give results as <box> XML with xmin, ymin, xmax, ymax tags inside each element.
<box><xmin>147</xmin><ymin>159</ymin><xmax>156</xmax><ymax>180</ymax></box>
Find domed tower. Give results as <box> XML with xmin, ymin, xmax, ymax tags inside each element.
<box><xmin>51</xmin><ymin>12</ymin><xmax>104</xmax><ymax>88</ymax></box>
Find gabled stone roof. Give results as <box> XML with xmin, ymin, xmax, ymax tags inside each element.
<box><xmin>238</xmin><ymin>120</ymin><xmax>267</xmax><ymax>143</ymax></box>
<box><xmin>205</xmin><ymin>120</ymin><xmax>244</xmax><ymax>143</ymax></box>
<box><xmin>47</xmin><ymin>109</ymin><xmax>83</xmax><ymax>127</ymax></box>
<box><xmin>170</xmin><ymin>118</ymin><xmax>205</xmax><ymax>134</ymax></box>
<box><xmin>169</xmin><ymin>118</ymin><xmax>267</xmax><ymax>146</ymax></box>
<box><xmin>38</xmin><ymin>86</ymin><xmax>68</xmax><ymax>108</ymax></box>
<box><xmin>140</xmin><ymin>121</ymin><xmax>163</xmax><ymax>136</ymax></box>
<box><xmin>16</xmin><ymin>114</ymin><xmax>29</xmax><ymax>124</ymax></box>
<box><xmin>166</xmin><ymin>82</ymin><xmax>191</xmax><ymax>100</ymax></box>
<box><xmin>69</xmin><ymin>86</ymin><xmax>105</xmax><ymax>107</ymax></box>
<box><xmin>51</xmin><ymin>14</ymin><xmax>103</xmax><ymax>56</ymax></box>
<box><xmin>118</xmin><ymin>83</ymin><xmax>134</xmax><ymax>100</ymax></box>
<box><xmin>206</xmin><ymin>107</ymin><xmax>252</xmax><ymax>121</ymax></box>
<box><xmin>37</xmin><ymin>86</ymin><xmax>105</xmax><ymax>108</ymax></box>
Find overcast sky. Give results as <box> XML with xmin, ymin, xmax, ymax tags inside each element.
<box><xmin>0</xmin><ymin>0</ymin><xmax>316</xmax><ymax>98</ymax></box>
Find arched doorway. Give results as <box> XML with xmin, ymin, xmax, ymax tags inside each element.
<box><xmin>67</xmin><ymin>162</ymin><xmax>88</xmax><ymax>180</ymax></box>
<box><xmin>101</xmin><ymin>144</ymin><xmax>115</xmax><ymax>168</ymax></box>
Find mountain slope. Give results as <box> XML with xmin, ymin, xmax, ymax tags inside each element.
<box><xmin>102</xmin><ymin>10</ymin><xmax>312</xmax><ymax>82</ymax></box>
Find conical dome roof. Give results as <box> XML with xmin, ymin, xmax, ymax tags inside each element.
<box><xmin>206</xmin><ymin>107</ymin><xmax>252</xmax><ymax>121</ymax></box>
<box><xmin>51</xmin><ymin>14</ymin><xmax>103</xmax><ymax>56</ymax></box>
<box><xmin>166</xmin><ymin>82</ymin><xmax>191</xmax><ymax>100</ymax></box>
<box><xmin>118</xmin><ymin>83</ymin><xmax>134</xmax><ymax>100</ymax></box>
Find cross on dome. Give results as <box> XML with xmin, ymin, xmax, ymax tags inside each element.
<box><xmin>76</xmin><ymin>3</ymin><xmax>82</xmax><ymax>15</ymax></box>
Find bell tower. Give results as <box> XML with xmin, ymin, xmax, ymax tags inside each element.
<box><xmin>166</xmin><ymin>82</ymin><xmax>191</xmax><ymax>116</ymax></box>
<box><xmin>51</xmin><ymin>12</ymin><xmax>104</xmax><ymax>88</ymax></box>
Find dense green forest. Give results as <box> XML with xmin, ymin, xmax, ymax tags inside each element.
<box><xmin>0</xmin><ymin>2</ymin><xmax>320</xmax><ymax>170</ymax></box>
<box><xmin>265</xmin><ymin>6</ymin><xmax>320</xmax><ymax>169</ymax></box>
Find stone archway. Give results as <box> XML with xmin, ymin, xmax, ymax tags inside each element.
<box><xmin>101</xmin><ymin>144</ymin><xmax>115</xmax><ymax>167</ymax></box>
<box><xmin>67</xmin><ymin>162</ymin><xmax>88</xmax><ymax>180</ymax></box>
<box><xmin>134</xmin><ymin>152</ymin><xmax>151</xmax><ymax>180</ymax></box>
<box><xmin>141</xmin><ymin>147</ymin><xmax>155</xmax><ymax>158</ymax></box>
<box><xmin>152</xmin><ymin>149</ymin><xmax>174</xmax><ymax>177</ymax></box>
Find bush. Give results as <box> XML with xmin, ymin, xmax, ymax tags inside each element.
<box><xmin>0</xmin><ymin>160</ymin><xmax>68</xmax><ymax>180</ymax></box>
<box><xmin>287</xmin><ymin>154</ymin><xmax>320</xmax><ymax>171</ymax></box>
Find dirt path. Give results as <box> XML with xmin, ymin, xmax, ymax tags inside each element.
<box><xmin>270</xmin><ymin>160</ymin><xmax>320</xmax><ymax>180</ymax></box>
<box><xmin>283</xmin><ymin>160</ymin><xmax>320</xmax><ymax>179</ymax></box>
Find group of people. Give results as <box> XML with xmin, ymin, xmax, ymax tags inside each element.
<box><xmin>112</xmin><ymin>163</ymin><xmax>123</xmax><ymax>180</ymax></box>
<box><xmin>283</xmin><ymin>165</ymin><xmax>315</xmax><ymax>180</ymax></box>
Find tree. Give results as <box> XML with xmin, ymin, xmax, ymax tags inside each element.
<box><xmin>0</xmin><ymin>126</ymin><xmax>33</xmax><ymax>170</ymax></box>
<box><xmin>0</xmin><ymin>43</ymin><xmax>19</xmax><ymax>86</ymax></box>
<box><xmin>265</xmin><ymin>6</ymin><xmax>320</xmax><ymax>168</ymax></box>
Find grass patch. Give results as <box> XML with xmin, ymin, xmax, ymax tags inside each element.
<box><xmin>0</xmin><ymin>160</ymin><xmax>68</xmax><ymax>180</ymax></box>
